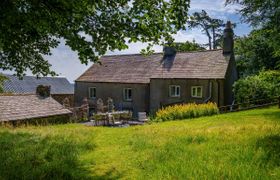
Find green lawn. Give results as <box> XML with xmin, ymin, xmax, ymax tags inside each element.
<box><xmin>1</xmin><ymin>107</ymin><xmax>280</xmax><ymax>179</ymax></box>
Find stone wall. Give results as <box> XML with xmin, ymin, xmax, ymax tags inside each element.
<box><xmin>1</xmin><ymin>114</ymin><xmax>71</xmax><ymax>126</ymax></box>
<box><xmin>149</xmin><ymin>79</ymin><xmax>224</xmax><ymax>114</ymax></box>
<box><xmin>51</xmin><ymin>94</ymin><xmax>74</xmax><ymax>107</ymax></box>
<box><xmin>74</xmin><ymin>82</ymin><xmax>149</xmax><ymax>117</ymax></box>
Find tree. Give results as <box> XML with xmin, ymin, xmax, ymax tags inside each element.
<box><xmin>188</xmin><ymin>10</ymin><xmax>226</xmax><ymax>50</ymax></box>
<box><xmin>233</xmin><ymin>70</ymin><xmax>280</xmax><ymax>104</ymax></box>
<box><xmin>0</xmin><ymin>0</ymin><xmax>190</xmax><ymax>77</ymax></box>
<box><xmin>226</xmin><ymin>0</ymin><xmax>280</xmax><ymax>57</ymax></box>
<box><xmin>235</xmin><ymin>30</ymin><xmax>280</xmax><ymax>77</ymax></box>
<box><xmin>175</xmin><ymin>40</ymin><xmax>205</xmax><ymax>52</ymax></box>
<box><xmin>0</xmin><ymin>74</ymin><xmax>7</xmax><ymax>93</ymax></box>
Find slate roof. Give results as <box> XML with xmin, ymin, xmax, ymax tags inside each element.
<box><xmin>2</xmin><ymin>74</ymin><xmax>74</xmax><ymax>94</ymax></box>
<box><xmin>0</xmin><ymin>94</ymin><xmax>72</xmax><ymax>122</ymax></box>
<box><xmin>76</xmin><ymin>49</ymin><xmax>230</xmax><ymax>84</ymax></box>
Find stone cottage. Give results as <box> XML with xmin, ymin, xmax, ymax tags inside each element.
<box><xmin>75</xmin><ymin>21</ymin><xmax>238</xmax><ymax>115</ymax></box>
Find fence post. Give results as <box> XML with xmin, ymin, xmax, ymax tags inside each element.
<box><xmin>279</xmin><ymin>96</ymin><xmax>280</xmax><ymax>109</ymax></box>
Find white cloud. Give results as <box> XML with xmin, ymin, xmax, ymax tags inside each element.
<box><xmin>173</xmin><ymin>30</ymin><xmax>206</xmax><ymax>44</ymax></box>
<box><xmin>190</xmin><ymin>0</ymin><xmax>241</xmax><ymax>14</ymax></box>
<box><xmin>45</xmin><ymin>42</ymin><xmax>92</xmax><ymax>82</ymax></box>
<box><xmin>107</xmin><ymin>42</ymin><xmax>162</xmax><ymax>55</ymax></box>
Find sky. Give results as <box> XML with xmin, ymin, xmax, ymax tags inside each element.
<box><xmin>2</xmin><ymin>0</ymin><xmax>252</xmax><ymax>83</ymax></box>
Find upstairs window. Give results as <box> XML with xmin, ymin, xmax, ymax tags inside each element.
<box><xmin>191</xmin><ymin>86</ymin><xmax>203</xmax><ymax>98</ymax></box>
<box><xmin>123</xmin><ymin>88</ymin><xmax>132</xmax><ymax>101</ymax></box>
<box><xmin>169</xmin><ymin>85</ymin><xmax>180</xmax><ymax>97</ymax></box>
<box><xmin>89</xmin><ymin>87</ymin><xmax>96</xmax><ymax>98</ymax></box>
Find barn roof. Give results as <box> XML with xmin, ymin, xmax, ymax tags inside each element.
<box><xmin>0</xmin><ymin>94</ymin><xmax>72</xmax><ymax>122</ymax></box>
<box><xmin>2</xmin><ymin>74</ymin><xmax>74</xmax><ymax>94</ymax></box>
<box><xmin>76</xmin><ymin>49</ymin><xmax>230</xmax><ymax>84</ymax></box>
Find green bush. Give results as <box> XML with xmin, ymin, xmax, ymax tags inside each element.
<box><xmin>233</xmin><ymin>70</ymin><xmax>280</xmax><ymax>104</ymax></box>
<box><xmin>154</xmin><ymin>102</ymin><xmax>219</xmax><ymax>122</ymax></box>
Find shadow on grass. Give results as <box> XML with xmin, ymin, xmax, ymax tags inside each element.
<box><xmin>256</xmin><ymin>135</ymin><xmax>280</xmax><ymax>168</ymax></box>
<box><xmin>0</xmin><ymin>131</ymin><xmax>122</xmax><ymax>180</ymax></box>
<box><xmin>261</xmin><ymin>110</ymin><xmax>280</xmax><ymax>122</ymax></box>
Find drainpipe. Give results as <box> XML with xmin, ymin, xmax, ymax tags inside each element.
<box><xmin>204</xmin><ymin>81</ymin><xmax>212</xmax><ymax>103</ymax></box>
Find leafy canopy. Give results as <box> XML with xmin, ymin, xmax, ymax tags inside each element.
<box><xmin>235</xmin><ymin>29</ymin><xmax>280</xmax><ymax>77</ymax></box>
<box><xmin>0</xmin><ymin>0</ymin><xmax>190</xmax><ymax>77</ymax></box>
<box><xmin>226</xmin><ymin>0</ymin><xmax>280</xmax><ymax>57</ymax></box>
<box><xmin>175</xmin><ymin>40</ymin><xmax>205</xmax><ymax>52</ymax></box>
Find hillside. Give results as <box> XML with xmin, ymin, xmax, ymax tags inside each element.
<box><xmin>0</xmin><ymin>107</ymin><xmax>280</xmax><ymax>179</ymax></box>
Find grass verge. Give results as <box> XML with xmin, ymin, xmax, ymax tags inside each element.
<box><xmin>0</xmin><ymin>106</ymin><xmax>280</xmax><ymax>179</ymax></box>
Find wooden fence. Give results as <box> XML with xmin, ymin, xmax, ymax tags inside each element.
<box><xmin>219</xmin><ymin>96</ymin><xmax>280</xmax><ymax>113</ymax></box>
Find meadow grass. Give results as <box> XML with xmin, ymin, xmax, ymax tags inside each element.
<box><xmin>0</xmin><ymin>106</ymin><xmax>280</xmax><ymax>179</ymax></box>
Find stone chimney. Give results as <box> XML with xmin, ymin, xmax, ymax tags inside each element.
<box><xmin>163</xmin><ymin>45</ymin><xmax>176</xmax><ymax>56</ymax></box>
<box><xmin>36</xmin><ymin>85</ymin><xmax>51</xmax><ymax>98</ymax></box>
<box><xmin>223</xmin><ymin>21</ymin><xmax>234</xmax><ymax>55</ymax></box>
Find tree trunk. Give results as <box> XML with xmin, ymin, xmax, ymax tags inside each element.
<box><xmin>206</xmin><ymin>30</ymin><xmax>212</xmax><ymax>50</ymax></box>
<box><xmin>212</xmin><ymin>27</ymin><xmax>216</xmax><ymax>49</ymax></box>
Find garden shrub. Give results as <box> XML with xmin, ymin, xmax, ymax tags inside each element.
<box><xmin>154</xmin><ymin>102</ymin><xmax>219</xmax><ymax>122</ymax></box>
<box><xmin>233</xmin><ymin>70</ymin><xmax>280</xmax><ymax>104</ymax></box>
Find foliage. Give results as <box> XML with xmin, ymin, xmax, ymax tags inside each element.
<box><xmin>233</xmin><ymin>70</ymin><xmax>280</xmax><ymax>103</ymax></box>
<box><xmin>1</xmin><ymin>107</ymin><xmax>280</xmax><ymax>179</ymax></box>
<box><xmin>154</xmin><ymin>102</ymin><xmax>219</xmax><ymax>122</ymax></box>
<box><xmin>227</xmin><ymin>0</ymin><xmax>280</xmax><ymax>57</ymax></box>
<box><xmin>36</xmin><ymin>85</ymin><xmax>51</xmax><ymax>97</ymax></box>
<box><xmin>175</xmin><ymin>40</ymin><xmax>205</xmax><ymax>52</ymax></box>
<box><xmin>235</xmin><ymin>30</ymin><xmax>280</xmax><ymax>77</ymax></box>
<box><xmin>188</xmin><ymin>10</ymin><xmax>229</xmax><ymax>49</ymax></box>
<box><xmin>0</xmin><ymin>74</ymin><xmax>7</xmax><ymax>93</ymax></box>
<box><xmin>0</xmin><ymin>0</ymin><xmax>190</xmax><ymax>77</ymax></box>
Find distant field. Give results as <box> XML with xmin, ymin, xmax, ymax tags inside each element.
<box><xmin>0</xmin><ymin>107</ymin><xmax>280</xmax><ymax>179</ymax></box>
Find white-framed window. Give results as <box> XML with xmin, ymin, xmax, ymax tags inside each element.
<box><xmin>123</xmin><ymin>88</ymin><xmax>132</xmax><ymax>101</ymax></box>
<box><xmin>191</xmin><ymin>86</ymin><xmax>203</xmax><ymax>98</ymax></box>
<box><xmin>169</xmin><ymin>85</ymin><xmax>180</xmax><ymax>97</ymax></box>
<box><xmin>89</xmin><ymin>87</ymin><xmax>96</xmax><ymax>98</ymax></box>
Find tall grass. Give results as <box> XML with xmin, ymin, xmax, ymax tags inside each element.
<box><xmin>155</xmin><ymin>102</ymin><xmax>219</xmax><ymax>122</ymax></box>
<box><xmin>0</xmin><ymin>107</ymin><xmax>279</xmax><ymax>179</ymax></box>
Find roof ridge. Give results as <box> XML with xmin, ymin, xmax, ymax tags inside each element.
<box><xmin>103</xmin><ymin>52</ymin><xmax>163</xmax><ymax>57</ymax></box>
<box><xmin>176</xmin><ymin>49</ymin><xmax>222</xmax><ymax>53</ymax></box>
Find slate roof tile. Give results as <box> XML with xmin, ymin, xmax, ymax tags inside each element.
<box><xmin>2</xmin><ymin>75</ymin><xmax>74</xmax><ymax>94</ymax></box>
<box><xmin>76</xmin><ymin>49</ymin><xmax>230</xmax><ymax>83</ymax></box>
<box><xmin>0</xmin><ymin>94</ymin><xmax>72</xmax><ymax>122</ymax></box>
